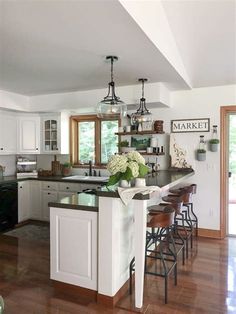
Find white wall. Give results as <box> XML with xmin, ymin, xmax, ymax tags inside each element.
<box><xmin>146</xmin><ymin>84</ymin><xmax>236</xmax><ymax>230</ymax></box>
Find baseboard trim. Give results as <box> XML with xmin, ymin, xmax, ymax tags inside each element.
<box><xmin>198</xmin><ymin>228</ymin><xmax>221</xmax><ymax>239</ymax></box>
<box><xmin>97</xmin><ymin>277</ymin><xmax>130</xmax><ymax>307</ymax></box>
<box><xmin>52</xmin><ymin>280</ymin><xmax>97</xmax><ymax>302</ymax></box>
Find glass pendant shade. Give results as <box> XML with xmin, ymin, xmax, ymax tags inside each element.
<box><xmin>96</xmin><ymin>56</ymin><xmax>127</xmax><ymax>118</ymax></box>
<box><xmin>131</xmin><ymin>78</ymin><xmax>152</xmax><ymax>125</ymax></box>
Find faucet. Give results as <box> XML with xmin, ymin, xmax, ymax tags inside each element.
<box><xmin>89</xmin><ymin>160</ymin><xmax>93</xmax><ymax>176</ymax></box>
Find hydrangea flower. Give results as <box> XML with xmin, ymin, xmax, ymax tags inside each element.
<box><xmin>107</xmin><ymin>154</ymin><xmax>128</xmax><ymax>175</ymax></box>
<box><xmin>128</xmin><ymin>161</ymin><xmax>139</xmax><ymax>178</ymax></box>
<box><xmin>127</xmin><ymin>151</ymin><xmax>145</xmax><ymax>165</ymax></box>
<box><xmin>106</xmin><ymin>151</ymin><xmax>149</xmax><ymax>186</ymax></box>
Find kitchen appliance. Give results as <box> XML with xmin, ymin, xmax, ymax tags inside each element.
<box><xmin>0</xmin><ymin>182</ymin><xmax>18</xmax><ymax>232</ymax></box>
<box><xmin>16</xmin><ymin>157</ymin><xmax>38</xmax><ymax>178</ymax></box>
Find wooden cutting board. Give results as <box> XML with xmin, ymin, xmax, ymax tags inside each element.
<box><xmin>51</xmin><ymin>155</ymin><xmax>61</xmax><ymax>176</ymax></box>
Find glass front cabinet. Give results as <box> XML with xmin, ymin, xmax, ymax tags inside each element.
<box><xmin>45</xmin><ymin>119</ymin><xmax>58</xmax><ymax>152</ymax></box>
<box><xmin>42</xmin><ymin>117</ymin><xmax>60</xmax><ymax>153</ymax></box>
<box><xmin>41</xmin><ymin>113</ymin><xmax>69</xmax><ymax>154</ymax></box>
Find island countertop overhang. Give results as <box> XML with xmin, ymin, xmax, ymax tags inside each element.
<box><xmin>48</xmin><ymin>169</ymin><xmax>194</xmax><ymax>210</ymax></box>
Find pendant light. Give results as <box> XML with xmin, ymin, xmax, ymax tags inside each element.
<box><xmin>131</xmin><ymin>78</ymin><xmax>152</xmax><ymax>125</ymax></box>
<box><xmin>96</xmin><ymin>56</ymin><xmax>127</xmax><ymax>118</ymax></box>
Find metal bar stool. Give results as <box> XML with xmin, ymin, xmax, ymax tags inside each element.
<box><xmin>129</xmin><ymin>206</ymin><xmax>177</xmax><ymax>304</ymax></box>
<box><xmin>148</xmin><ymin>198</ymin><xmax>185</xmax><ymax>265</ymax></box>
<box><xmin>169</xmin><ymin>184</ymin><xmax>198</xmax><ymax>237</ymax></box>
<box><xmin>162</xmin><ymin>192</ymin><xmax>193</xmax><ymax>259</ymax></box>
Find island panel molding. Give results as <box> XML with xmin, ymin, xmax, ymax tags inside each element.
<box><xmin>171</xmin><ymin>118</ymin><xmax>210</xmax><ymax>133</ymax></box>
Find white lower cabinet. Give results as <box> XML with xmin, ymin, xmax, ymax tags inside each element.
<box><xmin>42</xmin><ymin>190</ymin><xmax>58</xmax><ymax>221</ymax></box>
<box><xmin>18</xmin><ymin>181</ymin><xmax>30</xmax><ymax>223</ymax></box>
<box><xmin>50</xmin><ymin>207</ymin><xmax>97</xmax><ymax>290</ymax></box>
<box><xmin>29</xmin><ymin>181</ymin><xmax>42</xmax><ymax>220</ymax></box>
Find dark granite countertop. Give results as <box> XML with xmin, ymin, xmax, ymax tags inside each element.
<box><xmin>49</xmin><ymin>193</ymin><xmax>98</xmax><ymax>212</ymax></box>
<box><xmin>97</xmin><ymin>169</ymin><xmax>195</xmax><ymax>200</ymax></box>
<box><xmin>0</xmin><ymin>175</ymin><xmax>106</xmax><ymax>185</ymax></box>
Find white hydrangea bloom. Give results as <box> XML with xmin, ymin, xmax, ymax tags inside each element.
<box><xmin>107</xmin><ymin>155</ymin><xmax>128</xmax><ymax>175</ymax></box>
<box><xmin>128</xmin><ymin>161</ymin><xmax>139</xmax><ymax>178</ymax></box>
<box><xmin>127</xmin><ymin>151</ymin><xmax>145</xmax><ymax>165</ymax></box>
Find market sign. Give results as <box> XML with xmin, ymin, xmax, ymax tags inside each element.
<box><xmin>171</xmin><ymin>118</ymin><xmax>210</xmax><ymax>133</ymax></box>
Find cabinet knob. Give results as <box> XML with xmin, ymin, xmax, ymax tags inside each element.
<box><xmin>48</xmin><ymin>186</ymin><xmax>50</xmax><ymax>188</ymax></box>
<box><xmin>56</xmin><ymin>148</ymin><xmax>58</xmax><ymax>150</ymax></box>
<box><xmin>36</xmin><ymin>148</ymin><xmax>38</xmax><ymax>151</ymax></box>
<box><xmin>66</xmin><ymin>187</ymin><xmax>69</xmax><ymax>189</ymax></box>
<box><xmin>20</xmin><ymin>186</ymin><xmax>22</xmax><ymax>189</ymax></box>
<box><xmin>0</xmin><ymin>148</ymin><xmax>3</xmax><ymax>150</ymax></box>
<box><xmin>48</xmin><ymin>192</ymin><xmax>51</xmax><ymax>195</ymax></box>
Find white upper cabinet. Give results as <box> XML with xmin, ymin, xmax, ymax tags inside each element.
<box><xmin>0</xmin><ymin>112</ymin><xmax>17</xmax><ymax>154</ymax></box>
<box><xmin>41</xmin><ymin>113</ymin><xmax>69</xmax><ymax>154</ymax></box>
<box><xmin>18</xmin><ymin>116</ymin><xmax>40</xmax><ymax>154</ymax></box>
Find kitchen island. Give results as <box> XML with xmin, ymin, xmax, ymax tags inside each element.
<box><xmin>49</xmin><ymin>169</ymin><xmax>194</xmax><ymax>309</ymax></box>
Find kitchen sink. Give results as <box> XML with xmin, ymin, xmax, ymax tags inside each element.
<box><xmin>62</xmin><ymin>175</ymin><xmax>109</xmax><ymax>182</ymax></box>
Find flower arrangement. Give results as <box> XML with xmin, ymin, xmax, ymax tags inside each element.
<box><xmin>107</xmin><ymin>151</ymin><xmax>149</xmax><ymax>186</ymax></box>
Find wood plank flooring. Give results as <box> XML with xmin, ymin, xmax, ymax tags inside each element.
<box><xmin>0</xmin><ymin>232</ymin><xmax>235</xmax><ymax>313</ymax></box>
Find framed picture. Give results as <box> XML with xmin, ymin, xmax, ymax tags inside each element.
<box><xmin>131</xmin><ymin>136</ymin><xmax>151</xmax><ymax>150</ymax></box>
<box><xmin>171</xmin><ymin>118</ymin><xmax>210</xmax><ymax>133</ymax></box>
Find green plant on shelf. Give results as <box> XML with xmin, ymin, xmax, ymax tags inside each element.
<box><xmin>209</xmin><ymin>138</ymin><xmax>220</xmax><ymax>144</ymax></box>
<box><xmin>197</xmin><ymin>149</ymin><xmax>206</xmax><ymax>153</ymax></box>
<box><xmin>117</xmin><ymin>140</ymin><xmax>129</xmax><ymax>148</ymax></box>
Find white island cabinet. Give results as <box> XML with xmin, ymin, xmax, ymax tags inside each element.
<box><xmin>50</xmin><ymin>206</ymin><xmax>98</xmax><ymax>290</ymax></box>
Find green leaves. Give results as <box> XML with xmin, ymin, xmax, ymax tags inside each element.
<box><xmin>107</xmin><ymin>172</ymin><xmax>122</xmax><ymax>186</ymax></box>
<box><xmin>122</xmin><ymin>167</ymin><xmax>133</xmax><ymax>181</ymax></box>
<box><xmin>139</xmin><ymin>163</ymin><xmax>149</xmax><ymax>177</ymax></box>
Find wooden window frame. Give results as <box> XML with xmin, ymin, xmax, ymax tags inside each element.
<box><xmin>70</xmin><ymin>114</ymin><xmax>120</xmax><ymax>168</ymax></box>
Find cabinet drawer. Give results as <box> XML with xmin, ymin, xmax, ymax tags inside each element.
<box><xmin>58</xmin><ymin>182</ymin><xmax>81</xmax><ymax>193</ymax></box>
<box><xmin>42</xmin><ymin>181</ymin><xmax>58</xmax><ymax>191</ymax></box>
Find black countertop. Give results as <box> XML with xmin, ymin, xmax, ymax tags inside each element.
<box><xmin>96</xmin><ymin>170</ymin><xmax>195</xmax><ymax>200</ymax></box>
<box><xmin>0</xmin><ymin>175</ymin><xmax>107</xmax><ymax>185</ymax></box>
<box><xmin>1</xmin><ymin>169</ymin><xmax>194</xmax><ymax>210</ymax></box>
<box><xmin>49</xmin><ymin>193</ymin><xmax>98</xmax><ymax>212</ymax></box>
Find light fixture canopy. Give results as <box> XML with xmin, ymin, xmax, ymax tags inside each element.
<box><xmin>131</xmin><ymin>78</ymin><xmax>152</xmax><ymax>125</ymax></box>
<box><xmin>96</xmin><ymin>56</ymin><xmax>127</xmax><ymax>118</ymax></box>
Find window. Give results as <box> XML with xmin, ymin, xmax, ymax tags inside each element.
<box><xmin>70</xmin><ymin>115</ymin><xmax>119</xmax><ymax>166</ymax></box>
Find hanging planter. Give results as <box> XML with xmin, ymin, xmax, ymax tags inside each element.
<box><xmin>209</xmin><ymin>139</ymin><xmax>220</xmax><ymax>152</ymax></box>
<box><xmin>196</xmin><ymin>149</ymin><xmax>206</xmax><ymax>161</ymax></box>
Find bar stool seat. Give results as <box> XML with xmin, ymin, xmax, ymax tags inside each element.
<box><xmin>129</xmin><ymin>206</ymin><xmax>177</xmax><ymax>304</ymax></box>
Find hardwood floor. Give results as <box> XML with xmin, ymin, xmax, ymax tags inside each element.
<box><xmin>0</xmin><ymin>232</ymin><xmax>235</xmax><ymax>313</ymax></box>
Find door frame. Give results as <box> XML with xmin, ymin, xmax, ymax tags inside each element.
<box><xmin>220</xmin><ymin>105</ymin><xmax>236</xmax><ymax>238</ymax></box>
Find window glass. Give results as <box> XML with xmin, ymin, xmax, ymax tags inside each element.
<box><xmin>101</xmin><ymin>120</ymin><xmax>118</xmax><ymax>163</ymax></box>
<box><xmin>78</xmin><ymin>121</ymin><xmax>95</xmax><ymax>163</ymax></box>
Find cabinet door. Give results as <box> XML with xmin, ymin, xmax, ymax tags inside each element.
<box><xmin>0</xmin><ymin>114</ymin><xmax>17</xmax><ymax>154</ymax></box>
<box><xmin>50</xmin><ymin>207</ymin><xmax>97</xmax><ymax>290</ymax></box>
<box><xmin>18</xmin><ymin>181</ymin><xmax>30</xmax><ymax>223</ymax></box>
<box><xmin>42</xmin><ymin>191</ymin><xmax>58</xmax><ymax>221</ymax></box>
<box><xmin>29</xmin><ymin>181</ymin><xmax>42</xmax><ymax>220</ymax></box>
<box><xmin>18</xmin><ymin>116</ymin><xmax>40</xmax><ymax>153</ymax></box>
<box><xmin>41</xmin><ymin>117</ymin><xmax>59</xmax><ymax>153</ymax></box>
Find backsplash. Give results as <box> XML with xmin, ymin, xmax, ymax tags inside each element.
<box><xmin>0</xmin><ymin>155</ymin><xmax>16</xmax><ymax>176</ymax></box>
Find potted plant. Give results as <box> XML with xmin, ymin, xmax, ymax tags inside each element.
<box><xmin>209</xmin><ymin>138</ymin><xmax>220</xmax><ymax>152</ymax></box>
<box><xmin>118</xmin><ymin>140</ymin><xmax>129</xmax><ymax>153</ymax></box>
<box><xmin>107</xmin><ymin>151</ymin><xmax>149</xmax><ymax>187</ymax></box>
<box><xmin>196</xmin><ymin>149</ymin><xmax>206</xmax><ymax>161</ymax></box>
<box><xmin>62</xmin><ymin>162</ymin><xmax>72</xmax><ymax>176</ymax></box>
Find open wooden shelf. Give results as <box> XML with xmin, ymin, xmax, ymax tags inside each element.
<box><xmin>115</xmin><ymin>131</ymin><xmax>165</xmax><ymax>136</ymax></box>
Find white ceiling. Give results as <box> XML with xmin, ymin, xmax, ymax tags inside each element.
<box><xmin>0</xmin><ymin>0</ymin><xmax>235</xmax><ymax>96</ymax></box>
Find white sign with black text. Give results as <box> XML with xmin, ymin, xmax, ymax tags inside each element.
<box><xmin>171</xmin><ymin>118</ymin><xmax>210</xmax><ymax>133</ymax></box>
